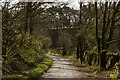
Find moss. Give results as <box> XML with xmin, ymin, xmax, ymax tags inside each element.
<box><xmin>27</xmin><ymin>56</ymin><xmax>53</xmax><ymax>80</ymax></box>
<box><xmin>90</xmin><ymin>66</ymin><xmax>100</xmax><ymax>72</ymax></box>
<box><xmin>2</xmin><ymin>75</ymin><xmax>28</xmax><ymax>80</ymax></box>
<box><xmin>110</xmin><ymin>74</ymin><xmax>118</xmax><ymax>79</ymax></box>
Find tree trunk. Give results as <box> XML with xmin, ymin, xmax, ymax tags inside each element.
<box><xmin>77</xmin><ymin>36</ymin><xmax>80</xmax><ymax>59</ymax></box>
<box><xmin>77</xmin><ymin>46</ymin><xmax>80</xmax><ymax>59</ymax></box>
<box><xmin>80</xmin><ymin>42</ymin><xmax>83</xmax><ymax>64</ymax></box>
<box><xmin>62</xmin><ymin>45</ymin><xmax>67</xmax><ymax>56</ymax></box>
<box><xmin>76</xmin><ymin>2</ymin><xmax>82</xmax><ymax>60</ymax></box>
<box><xmin>95</xmin><ymin>2</ymin><xmax>101</xmax><ymax>66</ymax></box>
<box><xmin>100</xmin><ymin>2</ymin><xmax>108</xmax><ymax>70</ymax></box>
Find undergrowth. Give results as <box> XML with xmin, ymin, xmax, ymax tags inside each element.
<box><xmin>2</xmin><ymin>56</ymin><xmax>53</xmax><ymax>80</ymax></box>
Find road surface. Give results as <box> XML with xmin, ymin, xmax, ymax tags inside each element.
<box><xmin>42</xmin><ymin>55</ymin><xmax>82</xmax><ymax>78</ymax></box>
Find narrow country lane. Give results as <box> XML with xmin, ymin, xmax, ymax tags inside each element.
<box><xmin>42</xmin><ymin>54</ymin><xmax>82</xmax><ymax>78</ymax></box>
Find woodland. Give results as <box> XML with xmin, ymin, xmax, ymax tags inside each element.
<box><xmin>1</xmin><ymin>1</ymin><xmax>120</xmax><ymax>79</ymax></box>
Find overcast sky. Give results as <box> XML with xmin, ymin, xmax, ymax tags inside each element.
<box><xmin>67</xmin><ymin>0</ymin><xmax>80</xmax><ymax>10</ymax></box>
<box><xmin>0</xmin><ymin>0</ymin><xmax>119</xmax><ymax>10</ymax></box>
<box><xmin>0</xmin><ymin>0</ymin><xmax>80</xmax><ymax>9</ymax></box>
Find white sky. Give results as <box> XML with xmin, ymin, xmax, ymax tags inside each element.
<box><xmin>67</xmin><ymin>0</ymin><xmax>79</xmax><ymax>10</ymax></box>
<box><xmin>0</xmin><ymin>0</ymin><xmax>80</xmax><ymax>10</ymax></box>
<box><xmin>0</xmin><ymin>0</ymin><xmax>119</xmax><ymax>10</ymax></box>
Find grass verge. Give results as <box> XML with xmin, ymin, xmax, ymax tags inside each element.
<box><xmin>2</xmin><ymin>56</ymin><xmax>53</xmax><ymax>80</ymax></box>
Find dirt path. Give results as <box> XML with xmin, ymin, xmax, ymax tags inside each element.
<box><xmin>42</xmin><ymin>55</ymin><xmax>83</xmax><ymax>78</ymax></box>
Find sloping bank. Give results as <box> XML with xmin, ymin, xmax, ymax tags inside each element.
<box><xmin>2</xmin><ymin>56</ymin><xmax>53</xmax><ymax>80</ymax></box>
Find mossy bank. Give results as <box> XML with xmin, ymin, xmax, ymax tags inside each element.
<box><xmin>2</xmin><ymin>56</ymin><xmax>53</xmax><ymax>80</ymax></box>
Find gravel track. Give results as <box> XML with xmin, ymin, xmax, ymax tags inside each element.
<box><xmin>42</xmin><ymin>55</ymin><xmax>82</xmax><ymax>78</ymax></box>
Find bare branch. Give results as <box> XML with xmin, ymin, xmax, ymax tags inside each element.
<box><xmin>106</xmin><ymin>38</ymin><xmax>120</xmax><ymax>45</ymax></box>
